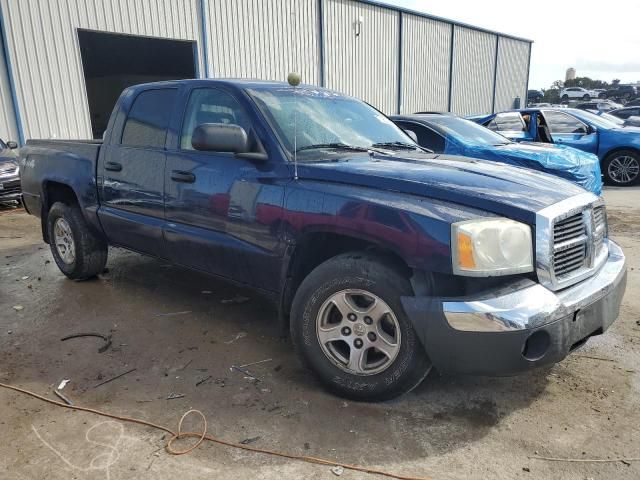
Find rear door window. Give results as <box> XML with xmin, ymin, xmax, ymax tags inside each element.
<box><xmin>121</xmin><ymin>89</ymin><xmax>177</xmax><ymax>148</ymax></box>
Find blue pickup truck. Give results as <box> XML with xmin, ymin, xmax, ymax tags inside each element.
<box><xmin>19</xmin><ymin>80</ymin><xmax>627</xmax><ymax>401</ymax></box>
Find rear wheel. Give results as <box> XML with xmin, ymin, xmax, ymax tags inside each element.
<box><xmin>583</xmin><ymin>94</ymin><xmax>591</xmax><ymax>100</ymax></box>
<box><xmin>561</xmin><ymin>94</ymin><xmax>569</xmax><ymax>102</ymax></box>
<box><xmin>603</xmin><ymin>150</ymin><xmax>640</xmax><ymax>186</ymax></box>
<box><xmin>290</xmin><ymin>252</ymin><xmax>432</xmax><ymax>401</ymax></box>
<box><xmin>47</xmin><ymin>202</ymin><xmax>108</xmax><ymax>279</ymax></box>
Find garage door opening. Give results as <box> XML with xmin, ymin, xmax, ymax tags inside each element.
<box><xmin>78</xmin><ymin>29</ymin><xmax>197</xmax><ymax>138</ymax></box>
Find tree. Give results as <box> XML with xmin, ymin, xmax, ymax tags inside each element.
<box><xmin>542</xmin><ymin>80</ymin><xmax>563</xmax><ymax>103</ymax></box>
<box><xmin>564</xmin><ymin>76</ymin><xmax>609</xmax><ymax>89</ymax></box>
<box><xmin>612</xmin><ymin>79</ymin><xmax>621</xmax><ymax>85</ymax></box>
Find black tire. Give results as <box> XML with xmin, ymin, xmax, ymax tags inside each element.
<box><xmin>561</xmin><ymin>94</ymin><xmax>569</xmax><ymax>102</ymax></box>
<box><xmin>47</xmin><ymin>202</ymin><xmax>108</xmax><ymax>280</ymax></box>
<box><xmin>583</xmin><ymin>94</ymin><xmax>590</xmax><ymax>100</ymax></box>
<box><xmin>290</xmin><ymin>252</ymin><xmax>432</xmax><ymax>401</ymax></box>
<box><xmin>603</xmin><ymin>150</ymin><xmax>640</xmax><ymax>186</ymax></box>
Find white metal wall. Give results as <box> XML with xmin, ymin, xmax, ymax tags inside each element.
<box><xmin>494</xmin><ymin>36</ymin><xmax>529</xmax><ymax>112</ymax></box>
<box><xmin>0</xmin><ymin>0</ymin><xmax>201</xmax><ymax>140</ymax></box>
<box><xmin>205</xmin><ymin>0</ymin><xmax>320</xmax><ymax>85</ymax></box>
<box><xmin>0</xmin><ymin>32</ymin><xmax>18</xmax><ymax>143</ymax></box>
<box><xmin>400</xmin><ymin>14</ymin><xmax>451</xmax><ymax>114</ymax></box>
<box><xmin>324</xmin><ymin>0</ymin><xmax>399</xmax><ymax>114</ymax></box>
<box><xmin>450</xmin><ymin>26</ymin><xmax>497</xmax><ymax>116</ymax></box>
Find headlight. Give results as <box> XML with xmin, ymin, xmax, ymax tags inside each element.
<box><xmin>451</xmin><ymin>218</ymin><xmax>533</xmax><ymax>276</ymax></box>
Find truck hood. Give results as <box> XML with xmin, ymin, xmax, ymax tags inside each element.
<box><xmin>297</xmin><ymin>153</ymin><xmax>587</xmax><ymax>224</ymax></box>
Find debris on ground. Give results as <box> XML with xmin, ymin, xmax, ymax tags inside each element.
<box><xmin>239</xmin><ymin>358</ymin><xmax>272</xmax><ymax>368</ymax></box>
<box><xmin>201</xmin><ymin>290</ymin><xmax>212</xmax><ymax>294</ymax></box>
<box><xmin>60</xmin><ymin>332</ymin><xmax>112</xmax><ymax>353</ymax></box>
<box><xmin>221</xmin><ymin>295</ymin><xmax>250</xmax><ymax>305</ymax></box>
<box><xmin>57</xmin><ymin>379</ymin><xmax>70</xmax><ymax>390</ymax></box>
<box><xmin>177</xmin><ymin>359</ymin><xmax>193</xmax><ymax>371</ymax></box>
<box><xmin>53</xmin><ymin>389</ymin><xmax>73</xmax><ymax>406</ymax></box>
<box><xmin>230</xmin><ymin>365</ymin><xmax>260</xmax><ymax>382</ymax></box>
<box><xmin>20</xmin><ymin>275</ymin><xmax>29</xmax><ymax>280</ymax></box>
<box><xmin>154</xmin><ymin>310</ymin><xmax>192</xmax><ymax>317</ymax></box>
<box><xmin>166</xmin><ymin>392</ymin><xmax>185</xmax><ymax>400</ymax></box>
<box><xmin>12</xmin><ymin>305</ymin><xmax>23</xmax><ymax>312</ymax></box>
<box><xmin>93</xmin><ymin>368</ymin><xmax>137</xmax><ymax>388</ymax></box>
<box><xmin>239</xmin><ymin>436</ymin><xmax>261</xmax><ymax>445</ymax></box>
<box><xmin>331</xmin><ymin>466</ymin><xmax>344</xmax><ymax>476</ymax></box>
<box><xmin>224</xmin><ymin>332</ymin><xmax>247</xmax><ymax>344</ymax></box>
<box><xmin>214</xmin><ymin>378</ymin><xmax>226</xmax><ymax>387</ymax></box>
<box><xmin>195</xmin><ymin>375</ymin><xmax>212</xmax><ymax>387</ymax></box>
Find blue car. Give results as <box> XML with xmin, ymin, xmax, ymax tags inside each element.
<box><xmin>472</xmin><ymin>108</ymin><xmax>640</xmax><ymax>186</ymax></box>
<box><xmin>391</xmin><ymin>113</ymin><xmax>602</xmax><ymax>195</ymax></box>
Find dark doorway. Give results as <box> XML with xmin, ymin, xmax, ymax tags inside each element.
<box><xmin>78</xmin><ymin>29</ymin><xmax>196</xmax><ymax>138</ymax></box>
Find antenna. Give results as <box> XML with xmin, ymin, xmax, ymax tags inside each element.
<box><xmin>288</xmin><ymin>71</ymin><xmax>301</xmax><ymax>181</ymax></box>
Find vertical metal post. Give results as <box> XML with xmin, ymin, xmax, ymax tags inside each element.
<box><xmin>317</xmin><ymin>0</ymin><xmax>325</xmax><ymax>87</ymax></box>
<box><xmin>447</xmin><ymin>24</ymin><xmax>455</xmax><ymax>112</ymax></box>
<box><xmin>0</xmin><ymin>3</ymin><xmax>24</xmax><ymax>144</ymax></box>
<box><xmin>491</xmin><ymin>35</ymin><xmax>499</xmax><ymax>113</ymax></box>
<box><xmin>524</xmin><ymin>41</ymin><xmax>532</xmax><ymax>107</ymax></box>
<box><xmin>396</xmin><ymin>12</ymin><xmax>403</xmax><ymax>114</ymax></box>
<box><xmin>199</xmin><ymin>0</ymin><xmax>210</xmax><ymax>78</ymax></box>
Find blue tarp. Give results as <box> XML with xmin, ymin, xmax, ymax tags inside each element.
<box><xmin>452</xmin><ymin>141</ymin><xmax>602</xmax><ymax>195</ymax></box>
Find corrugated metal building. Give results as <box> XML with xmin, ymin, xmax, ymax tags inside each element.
<box><xmin>0</xmin><ymin>0</ymin><xmax>531</xmax><ymax>144</ymax></box>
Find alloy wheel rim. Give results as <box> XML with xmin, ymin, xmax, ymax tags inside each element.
<box><xmin>316</xmin><ymin>289</ymin><xmax>401</xmax><ymax>376</ymax></box>
<box><xmin>53</xmin><ymin>218</ymin><xmax>76</xmax><ymax>264</ymax></box>
<box><xmin>608</xmin><ymin>156</ymin><xmax>640</xmax><ymax>184</ymax></box>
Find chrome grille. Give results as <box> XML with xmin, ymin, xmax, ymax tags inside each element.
<box><xmin>0</xmin><ymin>165</ymin><xmax>18</xmax><ymax>176</ymax></box>
<box><xmin>537</xmin><ymin>194</ymin><xmax>610</xmax><ymax>291</ymax></box>
<box><xmin>553</xmin><ymin>213</ymin><xmax>588</xmax><ymax>277</ymax></box>
<box><xmin>593</xmin><ymin>205</ymin><xmax>606</xmax><ymax>253</ymax></box>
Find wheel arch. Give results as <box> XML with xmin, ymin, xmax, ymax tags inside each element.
<box><xmin>41</xmin><ymin>181</ymin><xmax>80</xmax><ymax>243</ymax></box>
<box><xmin>279</xmin><ymin>230</ymin><xmax>414</xmax><ymax>329</ymax></box>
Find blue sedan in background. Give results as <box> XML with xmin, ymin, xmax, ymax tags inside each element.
<box><xmin>471</xmin><ymin>108</ymin><xmax>640</xmax><ymax>186</ymax></box>
<box><xmin>390</xmin><ymin>113</ymin><xmax>602</xmax><ymax>195</ymax></box>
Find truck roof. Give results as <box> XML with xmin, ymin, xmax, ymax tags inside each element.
<box><xmin>126</xmin><ymin>78</ymin><xmax>328</xmax><ymax>92</ymax></box>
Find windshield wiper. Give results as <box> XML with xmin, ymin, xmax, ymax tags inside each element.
<box><xmin>371</xmin><ymin>141</ymin><xmax>420</xmax><ymax>150</ymax></box>
<box><xmin>371</xmin><ymin>141</ymin><xmax>434</xmax><ymax>153</ymax></box>
<box><xmin>296</xmin><ymin>143</ymin><xmax>371</xmax><ymax>153</ymax></box>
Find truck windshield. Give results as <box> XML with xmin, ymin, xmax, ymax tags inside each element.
<box><xmin>247</xmin><ymin>87</ymin><xmax>417</xmax><ymax>157</ymax></box>
<box><xmin>427</xmin><ymin>116</ymin><xmax>512</xmax><ymax>146</ymax></box>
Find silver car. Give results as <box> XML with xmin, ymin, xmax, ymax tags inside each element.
<box><xmin>0</xmin><ymin>139</ymin><xmax>21</xmax><ymax>204</ymax></box>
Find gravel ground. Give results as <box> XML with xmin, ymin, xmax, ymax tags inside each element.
<box><xmin>1</xmin><ymin>187</ymin><xmax>639</xmax><ymax>480</ymax></box>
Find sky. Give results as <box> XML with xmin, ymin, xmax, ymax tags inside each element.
<box><xmin>381</xmin><ymin>0</ymin><xmax>640</xmax><ymax>89</ymax></box>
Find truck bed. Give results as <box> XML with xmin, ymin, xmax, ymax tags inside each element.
<box><xmin>19</xmin><ymin>138</ymin><xmax>103</xmax><ymax>220</ymax></box>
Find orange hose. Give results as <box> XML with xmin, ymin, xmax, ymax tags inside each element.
<box><xmin>0</xmin><ymin>382</ymin><xmax>432</xmax><ymax>480</ymax></box>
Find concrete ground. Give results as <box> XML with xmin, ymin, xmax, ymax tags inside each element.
<box><xmin>1</xmin><ymin>187</ymin><xmax>639</xmax><ymax>480</ymax></box>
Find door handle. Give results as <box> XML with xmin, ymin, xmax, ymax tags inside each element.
<box><xmin>171</xmin><ymin>170</ymin><xmax>196</xmax><ymax>183</ymax></box>
<box><xmin>105</xmin><ymin>161</ymin><xmax>122</xmax><ymax>172</ymax></box>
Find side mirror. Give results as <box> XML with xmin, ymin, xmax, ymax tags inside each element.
<box><xmin>6</xmin><ymin>141</ymin><xmax>18</xmax><ymax>149</ymax></box>
<box><xmin>403</xmin><ymin>129</ymin><xmax>418</xmax><ymax>143</ymax></box>
<box><xmin>192</xmin><ymin>123</ymin><xmax>249</xmax><ymax>153</ymax></box>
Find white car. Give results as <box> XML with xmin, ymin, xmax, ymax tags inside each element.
<box><xmin>560</xmin><ymin>87</ymin><xmax>597</xmax><ymax>101</ymax></box>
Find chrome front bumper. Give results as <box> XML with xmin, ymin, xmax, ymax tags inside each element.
<box><xmin>443</xmin><ymin>240</ymin><xmax>626</xmax><ymax>332</ymax></box>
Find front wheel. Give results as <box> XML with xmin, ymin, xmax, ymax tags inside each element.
<box><xmin>561</xmin><ymin>94</ymin><xmax>569</xmax><ymax>102</ymax></box>
<box><xmin>47</xmin><ymin>202</ymin><xmax>108</xmax><ymax>279</ymax></box>
<box><xmin>603</xmin><ymin>150</ymin><xmax>640</xmax><ymax>186</ymax></box>
<box><xmin>583</xmin><ymin>94</ymin><xmax>591</xmax><ymax>100</ymax></box>
<box><xmin>290</xmin><ymin>252</ymin><xmax>432</xmax><ymax>401</ymax></box>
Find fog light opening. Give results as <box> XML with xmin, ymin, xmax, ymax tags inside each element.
<box><xmin>522</xmin><ymin>330</ymin><xmax>551</xmax><ymax>361</ymax></box>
